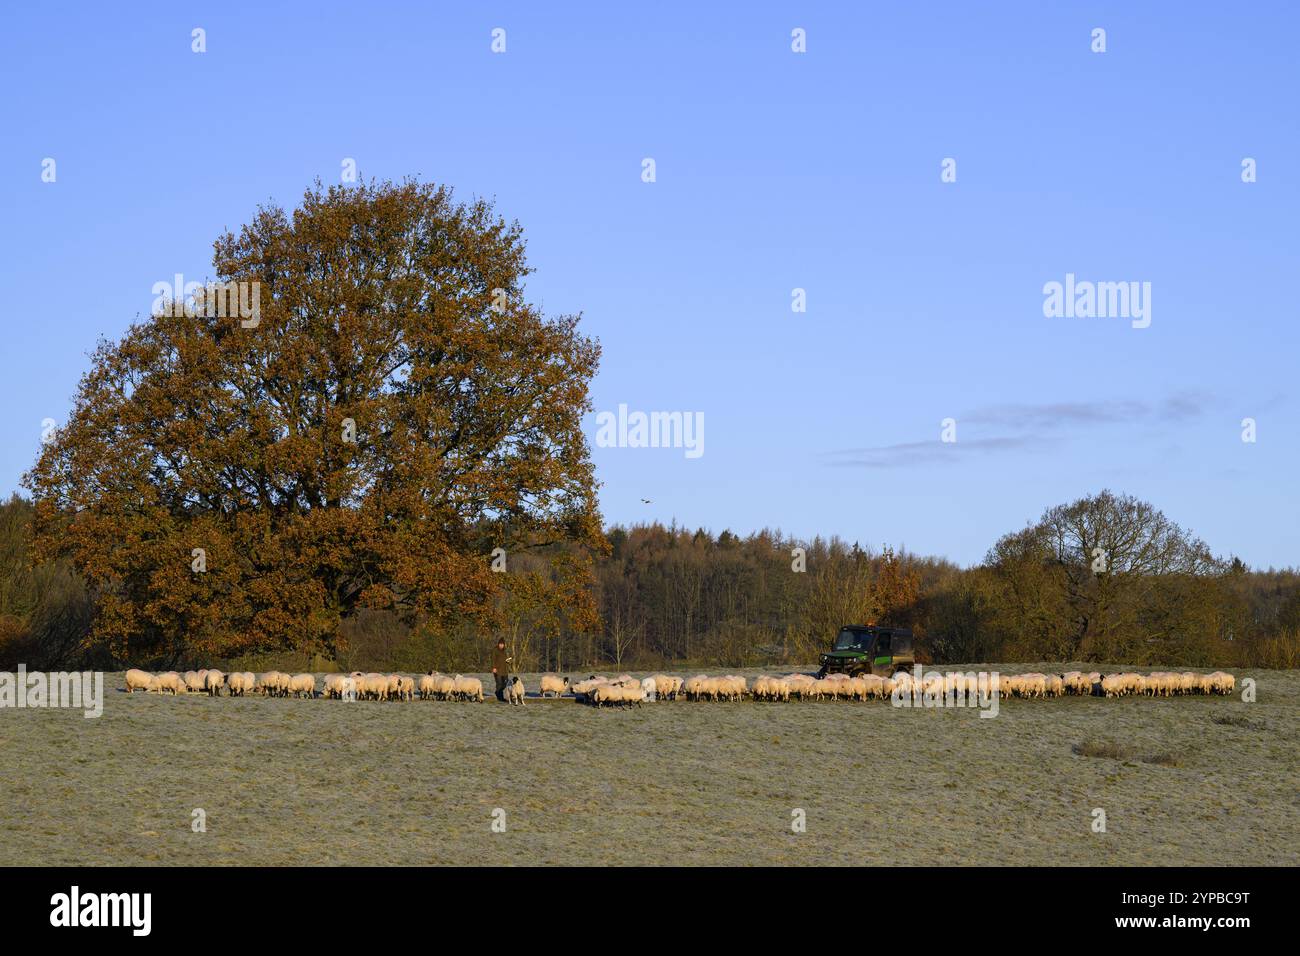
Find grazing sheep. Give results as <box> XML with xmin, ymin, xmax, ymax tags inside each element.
<box><xmin>1060</xmin><ymin>671</ymin><xmax>1090</xmax><ymax>695</ymax></box>
<box><xmin>452</xmin><ymin>675</ymin><xmax>484</xmax><ymax>702</ymax></box>
<box><xmin>1015</xmin><ymin>673</ymin><xmax>1047</xmax><ymax>699</ymax></box>
<box><xmin>755</xmin><ymin>675</ymin><xmax>793</xmax><ymax>702</ymax></box>
<box><xmin>650</xmin><ymin>674</ymin><xmax>677</xmax><ymax>701</ymax></box>
<box><xmin>257</xmin><ymin>671</ymin><xmax>288</xmax><ymax>697</ymax></box>
<box><xmin>1207</xmin><ymin>671</ymin><xmax>1235</xmax><ymax>696</ymax></box>
<box><xmin>539</xmin><ymin>674</ymin><xmax>571</xmax><ymax>698</ymax></box>
<box><xmin>204</xmin><ymin>669</ymin><xmax>226</xmax><ymax>697</ymax></box>
<box><xmin>156</xmin><ymin>672</ymin><xmax>185</xmax><ymax>695</ymax></box>
<box><xmin>289</xmin><ymin>673</ymin><xmax>316</xmax><ymax>698</ymax></box>
<box><xmin>784</xmin><ymin>674</ymin><xmax>815</xmax><ymax>699</ymax></box>
<box><xmin>125</xmin><ymin>669</ymin><xmax>152</xmax><ymax>694</ymax></box>
<box><xmin>364</xmin><ymin>673</ymin><xmax>389</xmax><ymax>701</ymax></box>
<box><xmin>322</xmin><ymin>674</ymin><xmax>347</xmax><ymax>699</ymax></box>
<box><xmin>809</xmin><ymin>678</ymin><xmax>835</xmax><ymax>701</ymax></box>
<box><xmin>1100</xmin><ymin>674</ymin><xmax>1126</xmax><ymax>698</ymax></box>
<box><xmin>182</xmin><ymin>671</ymin><xmax>205</xmax><ymax>694</ymax></box>
<box><xmin>417</xmin><ymin>673</ymin><xmax>438</xmax><ymax>699</ymax></box>
<box><xmin>592</xmin><ymin>681</ymin><xmax>641</xmax><ymax>708</ymax></box>
<box><xmin>226</xmin><ymin>672</ymin><xmax>250</xmax><ymax>697</ymax></box>
<box><xmin>723</xmin><ymin>675</ymin><xmax>747</xmax><ymax>701</ymax></box>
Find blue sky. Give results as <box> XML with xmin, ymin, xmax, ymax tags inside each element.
<box><xmin>1</xmin><ymin>1</ymin><xmax>1296</xmax><ymax>568</ymax></box>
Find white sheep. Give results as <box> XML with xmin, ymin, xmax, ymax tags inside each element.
<box><xmin>1207</xmin><ymin>671</ymin><xmax>1235</xmax><ymax>696</ymax></box>
<box><xmin>204</xmin><ymin>669</ymin><xmax>226</xmax><ymax>697</ymax></box>
<box><xmin>125</xmin><ymin>669</ymin><xmax>152</xmax><ymax>694</ymax></box>
<box><xmin>452</xmin><ymin>675</ymin><xmax>484</xmax><ymax>702</ymax></box>
<box><xmin>539</xmin><ymin>674</ymin><xmax>571</xmax><ymax>698</ymax></box>
<box><xmin>650</xmin><ymin>674</ymin><xmax>677</xmax><ymax>700</ymax></box>
<box><xmin>156</xmin><ymin>672</ymin><xmax>185</xmax><ymax>695</ymax></box>
<box><xmin>1100</xmin><ymin>674</ymin><xmax>1126</xmax><ymax>698</ymax></box>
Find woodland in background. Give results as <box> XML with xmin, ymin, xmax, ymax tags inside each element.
<box><xmin>2</xmin><ymin>492</ymin><xmax>1297</xmax><ymax>673</ymax></box>
<box><xmin>6</xmin><ymin>181</ymin><xmax>1295</xmax><ymax>675</ymax></box>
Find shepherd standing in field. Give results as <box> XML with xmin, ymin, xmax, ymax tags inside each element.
<box><xmin>491</xmin><ymin>639</ymin><xmax>512</xmax><ymax>702</ymax></box>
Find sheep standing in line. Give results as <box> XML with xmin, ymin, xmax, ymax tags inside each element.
<box><xmin>204</xmin><ymin>669</ymin><xmax>226</xmax><ymax>697</ymax></box>
<box><xmin>256</xmin><ymin>671</ymin><xmax>286</xmax><ymax>697</ymax></box>
<box><xmin>783</xmin><ymin>674</ymin><xmax>815</xmax><ymax>699</ymax></box>
<box><xmin>752</xmin><ymin>675</ymin><xmax>792</xmax><ymax>702</ymax></box>
<box><xmin>862</xmin><ymin>674</ymin><xmax>886</xmax><ymax>700</ymax></box>
<box><xmin>539</xmin><ymin>674</ymin><xmax>571</xmax><ymax>698</ymax></box>
<box><xmin>1207</xmin><ymin>671</ymin><xmax>1236</xmax><ymax>696</ymax></box>
<box><xmin>1100</xmin><ymin>674</ymin><xmax>1125</xmax><ymax>698</ymax></box>
<box><xmin>183</xmin><ymin>671</ymin><xmax>205</xmax><ymax>694</ymax></box>
<box><xmin>363</xmin><ymin>673</ymin><xmax>389</xmax><ymax>701</ymax></box>
<box><xmin>592</xmin><ymin>681</ymin><xmax>641</xmax><ymax>708</ymax></box>
<box><xmin>289</xmin><ymin>673</ymin><xmax>316</xmax><ymax>698</ymax></box>
<box><xmin>125</xmin><ymin>669</ymin><xmax>152</xmax><ymax>694</ymax></box>
<box><xmin>452</xmin><ymin>675</ymin><xmax>484</xmax><ymax>702</ymax></box>
<box><xmin>1060</xmin><ymin>672</ymin><xmax>1091</xmax><ymax>695</ymax></box>
<box><xmin>157</xmin><ymin>672</ymin><xmax>186</xmax><ymax>695</ymax></box>
<box><xmin>226</xmin><ymin>672</ymin><xmax>250</xmax><ymax>697</ymax></box>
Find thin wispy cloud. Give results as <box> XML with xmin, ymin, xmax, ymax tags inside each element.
<box><xmin>825</xmin><ymin>436</ymin><xmax>1050</xmax><ymax>469</ymax></box>
<box><xmin>824</xmin><ymin>392</ymin><xmax>1214</xmax><ymax>469</ymax></box>
<box><xmin>964</xmin><ymin>391</ymin><xmax>1213</xmax><ymax>430</ymax></box>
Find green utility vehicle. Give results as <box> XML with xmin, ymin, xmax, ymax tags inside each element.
<box><xmin>816</xmin><ymin>625</ymin><xmax>915</xmax><ymax>678</ymax></box>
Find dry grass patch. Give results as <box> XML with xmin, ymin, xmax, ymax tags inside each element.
<box><xmin>1073</xmin><ymin>739</ymin><xmax>1182</xmax><ymax>766</ymax></box>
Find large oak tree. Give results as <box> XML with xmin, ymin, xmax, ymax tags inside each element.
<box><xmin>25</xmin><ymin>180</ymin><xmax>603</xmax><ymax>665</ymax></box>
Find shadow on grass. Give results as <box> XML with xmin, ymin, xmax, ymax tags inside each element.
<box><xmin>1072</xmin><ymin>740</ymin><xmax>1182</xmax><ymax>767</ymax></box>
<box><xmin>1210</xmin><ymin>713</ymin><xmax>1267</xmax><ymax>731</ymax></box>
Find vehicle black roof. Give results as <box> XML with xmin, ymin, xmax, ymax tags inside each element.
<box><xmin>842</xmin><ymin>624</ymin><xmax>912</xmax><ymax>636</ymax></box>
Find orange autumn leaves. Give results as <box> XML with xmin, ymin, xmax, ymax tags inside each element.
<box><xmin>24</xmin><ymin>180</ymin><xmax>603</xmax><ymax>664</ymax></box>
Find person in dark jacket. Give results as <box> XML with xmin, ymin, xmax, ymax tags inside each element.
<box><xmin>491</xmin><ymin>639</ymin><xmax>512</xmax><ymax>701</ymax></box>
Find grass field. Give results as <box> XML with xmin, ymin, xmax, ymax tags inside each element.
<box><xmin>2</xmin><ymin>664</ymin><xmax>1296</xmax><ymax>866</ymax></box>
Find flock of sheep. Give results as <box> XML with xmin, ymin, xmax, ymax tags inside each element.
<box><xmin>122</xmin><ymin>666</ymin><xmax>1237</xmax><ymax>707</ymax></box>
<box><xmin>123</xmin><ymin>667</ymin><xmax>517</xmax><ymax>703</ymax></box>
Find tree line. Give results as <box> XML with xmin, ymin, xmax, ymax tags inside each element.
<box><xmin>2</xmin><ymin>490</ymin><xmax>1296</xmax><ymax>672</ymax></box>
<box><xmin>6</xmin><ymin>181</ymin><xmax>1294</xmax><ymax>673</ymax></box>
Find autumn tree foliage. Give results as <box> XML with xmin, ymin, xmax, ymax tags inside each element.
<box><xmin>23</xmin><ymin>181</ymin><xmax>603</xmax><ymax>665</ymax></box>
